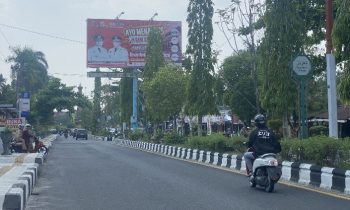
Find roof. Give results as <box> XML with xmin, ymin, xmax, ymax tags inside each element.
<box><xmin>312</xmin><ymin>106</ymin><xmax>350</xmax><ymax>122</ymax></box>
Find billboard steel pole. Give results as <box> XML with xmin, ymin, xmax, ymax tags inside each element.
<box><xmin>132</xmin><ymin>68</ymin><xmax>138</xmax><ymax>130</ymax></box>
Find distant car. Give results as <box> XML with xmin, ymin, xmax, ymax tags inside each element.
<box><xmin>76</xmin><ymin>129</ymin><xmax>88</xmax><ymax>140</ymax></box>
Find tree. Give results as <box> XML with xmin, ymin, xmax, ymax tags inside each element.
<box><xmin>142</xmin><ymin>27</ymin><xmax>166</xmax><ymax>131</ymax></box>
<box><xmin>0</xmin><ymin>74</ymin><xmax>16</xmax><ymax>105</ymax></box>
<box><xmin>100</xmin><ymin>83</ymin><xmax>120</xmax><ymax>127</ymax></box>
<box><xmin>119</xmin><ymin>74</ymin><xmax>133</xmax><ymax>124</ymax></box>
<box><xmin>6</xmin><ymin>46</ymin><xmax>49</xmax><ymax>95</ymax></box>
<box><xmin>30</xmin><ymin>77</ymin><xmax>76</xmax><ymax>125</ymax></box>
<box><xmin>221</xmin><ymin>51</ymin><xmax>257</xmax><ymax>123</ymax></box>
<box><xmin>258</xmin><ymin>0</ymin><xmax>305</xmax><ymax>137</ymax></box>
<box><xmin>186</xmin><ymin>0</ymin><xmax>217</xmax><ymax>136</ymax></box>
<box><xmin>143</xmin><ymin>28</ymin><xmax>165</xmax><ymax>80</ymax></box>
<box><xmin>333</xmin><ymin>0</ymin><xmax>350</xmax><ymax>105</ymax></box>
<box><xmin>143</xmin><ymin>65</ymin><xmax>187</xmax><ymax>124</ymax></box>
<box><xmin>92</xmin><ymin>68</ymin><xmax>102</xmax><ymax>133</ymax></box>
<box><xmin>216</xmin><ymin>0</ymin><xmax>265</xmax><ymax>113</ymax></box>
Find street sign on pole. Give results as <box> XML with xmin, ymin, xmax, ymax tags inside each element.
<box><xmin>292</xmin><ymin>55</ymin><xmax>312</xmax><ymax>77</ymax></box>
<box><xmin>291</xmin><ymin>55</ymin><xmax>312</xmax><ymax>139</ymax></box>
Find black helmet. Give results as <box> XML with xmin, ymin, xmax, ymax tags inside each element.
<box><xmin>254</xmin><ymin>114</ymin><xmax>266</xmax><ymax>126</ymax></box>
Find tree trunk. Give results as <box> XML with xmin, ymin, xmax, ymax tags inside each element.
<box><xmin>282</xmin><ymin>113</ymin><xmax>291</xmax><ymax>138</ymax></box>
<box><xmin>198</xmin><ymin>115</ymin><xmax>202</xmax><ymax>136</ymax></box>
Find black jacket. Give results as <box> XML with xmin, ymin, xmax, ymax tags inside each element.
<box><xmin>247</xmin><ymin>126</ymin><xmax>281</xmax><ymax>156</ymax></box>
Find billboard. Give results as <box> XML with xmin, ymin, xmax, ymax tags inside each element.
<box><xmin>87</xmin><ymin>19</ymin><xmax>182</xmax><ymax>68</ymax></box>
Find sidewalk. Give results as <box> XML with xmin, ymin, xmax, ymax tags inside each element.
<box><xmin>0</xmin><ymin>134</ymin><xmax>56</xmax><ymax>210</ymax></box>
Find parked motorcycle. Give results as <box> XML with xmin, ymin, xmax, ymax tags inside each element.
<box><xmin>10</xmin><ymin>137</ymin><xmax>48</xmax><ymax>155</ymax></box>
<box><xmin>248</xmin><ymin>153</ymin><xmax>281</xmax><ymax>192</ymax></box>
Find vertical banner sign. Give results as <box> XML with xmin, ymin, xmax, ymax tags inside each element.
<box><xmin>19</xmin><ymin>92</ymin><xmax>30</xmax><ymax>118</ymax></box>
<box><xmin>87</xmin><ymin>19</ymin><xmax>182</xmax><ymax>68</ymax></box>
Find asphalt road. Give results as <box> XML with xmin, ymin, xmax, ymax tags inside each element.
<box><xmin>26</xmin><ymin>135</ymin><xmax>350</xmax><ymax>210</ymax></box>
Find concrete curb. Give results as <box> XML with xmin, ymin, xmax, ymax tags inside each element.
<box><xmin>118</xmin><ymin>139</ymin><xmax>350</xmax><ymax>196</ymax></box>
<box><xmin>0</xmin><ymin>134</ymin><xmax>56</xmax><ymax>210</ymax></box>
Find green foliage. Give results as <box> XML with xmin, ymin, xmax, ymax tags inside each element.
<box><xmin>100</xmin><ymin>84</ymin><xmax>120</xmax><ymax>127</ymax></box>
<box><xmin>92</xmin><ymin>69</ymin><xmax>102</xmax><ymax>132</ymax></box>
<box><xmin>268</xmin><ymin>120</ymin><xmax>283</xmax><ymax>131</ymax></box>
<box><xmin>128</xmin><ymin>130</ymin><xmax>144</xmax><ymax>141</ymax></box>
<box><xmin>267</xmin><ymin>119</ymin><xmax>283</xmax><ymax>139</ymax></box>
<box><xmin>163</xmin><ymin>131</ymin><xmax>186</xmax><ymax>145</ymax></box>
<box><xmin>80</xmin><ymin>107</ymin><xmax>94</xmax><ymax>130</ymax></box>
<box><xmin>186</xmin><ymin>133</ymin><xmax>244</xmax><ymax>153</ymax></box>
<box><xmin>143</xmin><ymin>28</ymin><xmax>165</xmax><ymax>80</ymax></box>
<box><xmin>142</xmin><ymin>65</ymin><xmax>187</xmax><ymax>123</ymax></box>
<box><xmin>309</xmin><ymin>125</ymin><xmax>329</xmax><ymax>137</ymax></box>
<box><xmin>30</xmin><ymin>78</ymin><xmax>76</xmax><ymax>124</ymax></box>
<box><xmin>333</xmin><ymin>0</ymin><xmax>350</xmax><ymax>61</ymax></box>
<box><xmin>119</xmin><ymin>74</ymin><xmax>133</xmax><ymax>123</ymax></box>
<box><xmin>221</xmin><ymin>51</ymin><xmax>257</xmax><ymax>123</ymax></box>
<box><xmin>337</xmin><ymin>63</ymin><xmax>350</xmax><ymax>105</ymax></box>
<box><xmin>6</xmin><ymin>46</ymin><xmax>49</xmax><ymax>95</ymax></box>
<box><xmin>333</xmin><ymin>1</ymin><xmax>350</xmax><ymax>105</ymax></box>
<box><xmin>259</xmin><ymin>0</ymin><xmax>303</xmax><ymax>117</ymax></box>
<box><xmin>0</xmin><ymin>74</ymin><xmax>16</xmax><ymax>105</ymax></box>
<box><xmin>280</xmin><ymin>136</ymin><xmax>350</xmax><ymax>169</ymax></box>
<box><xmin>186</xmin><ymin>0</ymin><xmax>217</xmax><ymax>135</ymax></box>
<box><xmin>307</xmin><ymin>78</ymin><xmax>328</xmax><ymax>115</ymax></box>
<box><xmin>151</xmin><ymin>129</ymin><xmax>164</xmax><ymax>144</ymax></box>
<box><xmin>225</xmin><ymin>135</ymin><xmax>248</xmax><ymax>154</ymax></box>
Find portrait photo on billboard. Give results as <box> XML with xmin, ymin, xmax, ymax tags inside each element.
<box><xmin>86</xmin><ymin>19</ymin><xmax>181</xmax><ymax>68</ymax></box>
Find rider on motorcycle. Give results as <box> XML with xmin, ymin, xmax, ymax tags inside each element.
<box><xmin>14</xmin><ymin>124</ymin><xmax>27</xmax><ymax>152</ymax></box>
<box><xmin>22</xmin><ymin>124</ymin><xmax>37</xmax><ymax>152</ymax></box>
<box><xmin>244</xmin><ymin>114</ymin><xmax>281</xmax><ymax>176</ymax></box>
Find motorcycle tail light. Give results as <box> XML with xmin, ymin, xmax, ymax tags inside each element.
<box><xmin>268</xmin><ymin>160</ymin><xmax>278</xmax><ymax>166</ymax></box>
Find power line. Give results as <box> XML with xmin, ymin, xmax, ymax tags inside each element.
<box><xmin>51</xmin><ymin>73</ymin><xmax>85</xmax><ymax>77</ymax></box>
<box><xmin>0</xmin><ymin>23</ymin><xmax>84</xmax><ymax>44</ymax></box>
<box><xmin>0</xmin><ymin>28</ymin><xmax>10</xmax><ymax>46</ymax></box>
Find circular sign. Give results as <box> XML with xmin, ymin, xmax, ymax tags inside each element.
<box><xmin>292</xmin><ymin>56</ymin><xmax>312</xmax><ymax>76</ymax></box>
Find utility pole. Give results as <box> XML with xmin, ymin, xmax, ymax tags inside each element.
<box><xmin>325</xmin><ymin>0</ymin><xmax>338</xmax><ymax>138</ymax></box>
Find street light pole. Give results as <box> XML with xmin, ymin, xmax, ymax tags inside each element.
<box><xmin>325</xmin><ymin>0</ymin><xmax>338</xmax><ymax>138</ymax></box>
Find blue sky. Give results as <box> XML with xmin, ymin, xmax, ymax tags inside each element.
<box><xmin>0</xmin><ymin>0</ymin><xmax>237</xmax><ymax>96</ymax></box>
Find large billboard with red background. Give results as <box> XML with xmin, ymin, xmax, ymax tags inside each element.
<box><xmin>87</xmin><ymin>19</ymin><xmax>182</xmax><ymax>68</ymax></box>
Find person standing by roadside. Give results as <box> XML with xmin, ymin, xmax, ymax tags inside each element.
<box><xmin>15</xmin><ymin>124</ymin><xmax>27</xmax><ymax>152</ymax></box>
<box><xmin>22</xmin><ymin>124</ymin><xmax>36</xmax><ymax>152</ymax></box>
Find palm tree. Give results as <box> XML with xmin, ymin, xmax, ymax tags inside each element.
<box><xmin>6</xmin><ymin>46</ymin><xmax>49</xmax><ymax>95</ymax></box>
<box><xmin>0</xmin><ymin>74</ymin><xmax>16</xmax><ymax>104</ymax></box>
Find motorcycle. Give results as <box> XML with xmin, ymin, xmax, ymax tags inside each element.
<box><xmin>10</xmin><ymin>137</ymin><xmax>48</xmax><ymax>155</ymax></box>
<box><xmin>64</xmin><ymin>132</ymin><xmax>68</xmax><ymax>138</ymax></box>
<box><xmin>248</xmin><ymin>152</ymin><xmax>281</xmax><ymax>192</ymax></box>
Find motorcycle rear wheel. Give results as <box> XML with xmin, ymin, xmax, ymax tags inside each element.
<box><xmin>249</xmin><ymin>176</ymin><xmax>256</xmax><ymax>188</ymax></box>
<box><xmin>37</xmin><ymin>146</ymin><xmax>48</xmax><ymax>155</ymax></box>
<box><xmin>265</xmin><ymin>178</ymin><xmax>275</xmax><ymax>192</ymax></box>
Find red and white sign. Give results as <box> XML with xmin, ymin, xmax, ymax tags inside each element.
<box><xmin>87</xmin><ymin>19</ymin><xmax>182</xmax><ymax>68</ymax></box>
<box><xmin>5</xmin><ymin>118</ymin><xmax>22</xmax><ymax>128</ymax></box>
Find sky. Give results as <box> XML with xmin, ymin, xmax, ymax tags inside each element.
<box><xmin>0</xmin><ymin>0</ymin><xmax>238</xmax><ymax>97</ymax></box>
